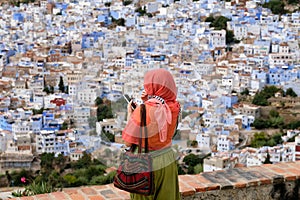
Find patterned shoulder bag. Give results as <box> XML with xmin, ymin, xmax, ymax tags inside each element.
<box><xmin>113</xmin><ymin>104</ymin><xmax>154</xmax><ymax>195</ymax></box>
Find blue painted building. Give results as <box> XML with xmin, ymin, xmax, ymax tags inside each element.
<box><xmin>0</xmin><ymin>115</ymin><xmax>14</xmax><ymax>132</ymax></box>
<box><xmin>268</xmin><ymin>67</ymin><xmax>298</xmax><ymax>85</ymax></box>
<box><xmin>13</xmin><ymin>13</ymin><xmax>24</xmax><ymax>22</ymax></box>
<box><xmin>82</xmin><ymin>31</ymin><xmax>105</xmax><ymax>49</ymax></box>
<box><xmin>221</xmin><ymin>95</ymin><xmax>238</xmax><ymax>108</ymax></box>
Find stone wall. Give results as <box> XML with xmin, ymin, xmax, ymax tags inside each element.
<box><xmin>10</xmin><ymin>161</ymin><xmax>300</xmax><ymax>200</ymax></box>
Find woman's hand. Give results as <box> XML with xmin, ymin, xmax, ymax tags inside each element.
<box><xmin>141</xmin><ymin>90</ymin><xmax>148</xmax><ymax>102</ymax></box>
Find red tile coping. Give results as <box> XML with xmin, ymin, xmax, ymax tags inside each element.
<box><xmin>9</xmin><ymin>161</ymin><xmax>300</xmax><ymax>200</ymax></box>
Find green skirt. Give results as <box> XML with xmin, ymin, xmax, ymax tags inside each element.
<box><xmin>130</xmin><ymin>148</ymin><xmax>180</xmax><ymax>200</ymax></box>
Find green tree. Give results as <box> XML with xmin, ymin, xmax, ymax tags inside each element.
<box><xmin>104</xmin><ymin>2</ymin><xmax>111</xmax><ymax>7</ymax></box>
<box><xmin>286</xmin><ymin>88</ymin><xmax>297</xmax><ymax>97</ymax></box>
<box><xmin>269</xmin><ymin>109</ymin><xmax>279</xmax><ymax>118</ymax></box>
<box><xmin>97</xmin><ymin>104</ymin><xmax>113</xmax><ymax>121</ymax></box>
<box><xmin>95</xmin><ymin>97</ymin><xmax>103</xmax><ymax>106</ymax></box>
<box><xmin>262</xmin><ymin>85</ymin><xmax>281</xmax><ymax>98</ymax></box>
<box><xmin>123</xmin><ymin>0</ymin><xmax>132</xmax><ymax>6</ymax></box>
<box><xmin>43</xmin><ymin>86</ymin><xmax>50</xmax><ymax>94</ymax></box>
<box><xmin>252</xmin><ymin>118</ymin><xmax>269</xmax><ymax>129</ymax></box>
<box><xmin>183</xmin><ymin>154</ymin><xmax>202</xmax><ymax>167</ymax></box>
<box><xmin>50</xmin><ymin>86</ymin><xmax>54</xmax><ymax>94</ymax></box>
<box><xmin>252</xmin><ymin>93</ymin><xmax>269</xmax><ymax>106</ymax></box>
<box><xmin>205</xmin><ymin>15</ymin><xmax>215</xmax><ymax>23</ymax></box>
<box><xmin>272</xmin><ymin>133</ymin><xmax>283</xmax><ymax>145</ymax></box>
<box><xmin>262</xmin><ymin>0</ymin><xmax>286</xmax><ymax>15</ymax></box>
<box><xmin>268</xmin><ymin>116</ymin><xmax>284</xmax><ymax>128</ymax></box>
<box><xmin>190</xmin><ymin>140</ymin><xmax>198</xmax><ymax>147</ymax></box>
<box><xmin>101</xmin><ymin>131</ymin><xmax>115</xmax><ymax>142</ymax></box>
<box><xmin>288</xmin><ymin>0</ymin><xmax>298</xmax><ymax>4</ymax></box>
<box><xmin>88</xmin><ymin>117</ymin><xmax>97</xmax><ymax>129</ymax></box>
<box><xmin>58</xmin><ymin>76</ymin><xmax>65</xmax><ymax>93</ymax></box>
<box><xmin>251</xmin><ymin>132</ymin><xmax>268</xmax><ymax>148</ymax></box>
<box><xmin>210</xmin><ymin>16</ymin><xmax>230</xmax><ymax>30</ymax></box>
<box><xmin>194</xmin><ymin>164</ymin><xmax>203</xmax><ymax>174</ymax></box>
<box><xmin>71</xmin><ymin>152</ymin><xmax>92</xmax><ymax>169</ymax></box>
<box><xmin>40</xmin><ymin>153</ymin><xmax>55</xmax><ymax>172</ymax></box>
<box><xmin>264</xmin><ymin>152</ymin><xmax>272</xmax><ymax>164</ymax></box>
<box><xmin>226</xmin><ymin>30</ymin><xmax>235</xmax><ymax>44</ymax></box>
<box><xmin>61</xmin><ymin>121</ymin><xmax>68</xmax><ymax>130</ymax></box>
<box><xmin>241</xmin><ymin>88</ymin><xmax>250</xmax><ymax>96</ymax></box>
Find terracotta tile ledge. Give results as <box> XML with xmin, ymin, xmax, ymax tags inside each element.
<box><xmin>9</xmin><ymin>161</ymin><xmax>300</xmax><ymax>200</ymax></box>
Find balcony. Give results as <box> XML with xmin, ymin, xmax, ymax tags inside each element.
<box><xmin>9</xmin><ymin>161</ymin><xmax>300</xmax><ymax>200</ymax></box>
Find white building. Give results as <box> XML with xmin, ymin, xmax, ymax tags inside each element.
<box><xmin>217</xmin><ymin>135</ymin><xmax>233</xmax><ymax>152</ymax></box>
<box><xmin>209</xmin><ymin>30</ymin><xmax>226</xmax><ymax>48</ymax></box>
<box><xmin>77</xmin><ymin>82</ymin><xmax>101</xmax><ymax>105</ymax></box>
<box><xmin>196</xmin><ymin>133</ymin><xmax>211</xmax><ymax>151</ymax></box>
<box><xmin>203</xmin><ymin>156</ymin><xmax>237</xmax><ymax>172</ymax></box>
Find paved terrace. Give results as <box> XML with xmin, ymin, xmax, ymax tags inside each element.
<box><xmin>9</xmin><ymin>161</ymin><xmax>300</xmax><ymax>200</ymax></box>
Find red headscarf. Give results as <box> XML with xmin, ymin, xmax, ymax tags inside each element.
<box><xmin>122</xmin><ymin>69</ymin><xmax>180</xmax><ymax>149</ymax></box>
<box><xmin>144</xmin><ymin>69</ymin><xmax>180</xmax><ymax>142</ymax></box>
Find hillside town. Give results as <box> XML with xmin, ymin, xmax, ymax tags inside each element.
<box><xmin>0</xmin><ymin>0</ymin><xmax>299</xmax><ymax>180</ymax></box>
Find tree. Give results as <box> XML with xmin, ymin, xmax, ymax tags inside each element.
<box><xmin>286</xmin><ymin>88</ymin><xmax>297</xmax><ymax>97</ymax></box>
<box><xmin>50</xmin><ymin>86</ymin><xmax>54</xmax><ymax>94</ymax></box>
<box><xmin>252</xmin><ymin>118</ymin><xmax>269</xmax><ymax>129</ymax></box>
<box><xmin>61</xmin><ymin>121</ymin><xmax>68</xmax><ymax>130</ymax></box>
<box><xmin>205</xmin><ymin>15</ymin><xmax>215</xmax><ymax>23</ymax></box>
<box><xmin>226</xmin><ymin>30</ymin><xmax>235</xmax><ymax>44</ymax></box>
<box><xmin>88</xmin><ymin>117</ymin><xmax>97</xmax><ymax>129</ymax></box>
<box><xmin>288</xmin><ymin>0</ymin><xmax>298</xmax><ymax>4</ymax></box>
<box><xmin>269</xmin><ymin>109</ymin><xmax>279</xmax><ymax>118</ymax></box>
<box><xmin>71</xmin><ymin>152</ymin><xmax>92</xmax><ymax>169</ymax></box>
<box><xmin>40</xmin><ymin>153</ymin><xmax>55</xmax><ymax>173</ymax></box>
<box><xmin>183</xmin><ymin>154</ymin><xmax>202</xmax><ymax>167</ymax></box>
<box><xmin>97</xmin><ymin>104</ymin><xmax>113</xmax><ymax>121</ymax></box>
<box><xmin>210</xmin><ymin>16</ymin><xmax>230</xmax><ymax>30</ymax></box>
<box><xmin>43</xmin><ymin>86</ymin><xmax>50</xmax><ymax>94</ymax></box>
<box><xmin>241</xmin><ymin>88</ymin><xmax>250</xmax><ymax>96</ymax></box>
<box><xmin>104</xmin><ymin>2</ymin><xmax>111</xmax><ymax>7</ymax></box>
<box><xmin>264</xmin><ymin>152</ymin><xmax>272</xmax><ymax>164</ymax></box>
<box><xmin>252</xmin><ymin>93</ymin><xmax>269</xmax><ymax>106</ymax></box>
<box><xmin>58</xmin><ymin>76</ymin><xmax>65</xmax><ymax>93</ymax></box>
<box><xmin>95</xmin><ymin>97</ymin><xmax>103</xmax><ymax>106</ymax></box>
<box><xmin>250</xmin><ymin>132</ymin><xmax>268</xmax><ymax>148</ymax></box>
<box><xmin>191</xmin><ymin>140</ymin><xmax>198</xmax><ymax>148</ymax></box>
<box><xmin>123</xmin><ymin>0</ymin><xmax>132</xmax><ymax>6</ymax></box>
<box><xmin>101</xmin><ymin>131</ymin><xmax>115</xmax><ymax>142</ymax></box>
<box><xmin>194</xmin><ymin>164</ymin><xmax>203</xmax><ymax>174</ymax></box>
<box><xmin>262</xmin><ymin>0</ymin><xmax>286</xmax><ymax>15</ymax></box>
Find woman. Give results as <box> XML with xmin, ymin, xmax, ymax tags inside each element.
<box><xmin>122</xmin><ymin>68</ymin><xmax>181</xmax><ymax>200</ymax></box>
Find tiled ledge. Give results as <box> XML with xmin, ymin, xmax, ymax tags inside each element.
<box><xmin>10</xmin><ymin>161</ymin><xmax>300</xmax><ymax>200</ymax></box>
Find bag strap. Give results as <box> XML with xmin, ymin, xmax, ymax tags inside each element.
<box><xmin>138</xmin><ymin>104</ymin><xmax>148</xmax><ymax>153</ymax></box>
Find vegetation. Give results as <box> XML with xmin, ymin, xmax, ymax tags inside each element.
<box><xmin>285</xmin><ymin>88</ymin><xmax>297</xmax><ymax>97</ymax></box>
<box><xmin>10</xmin><ymin>152</ymin><xmax>114</xmax><ymax>197</ymax></box>
<box><xmin>10</xmin><ymin>0</ymin><xmax>35</xmax><ymax>7</ymax></box>
<box><xmin>250</xmin><ymin>132</ymin><xmax>283</xmax><ymax>148</ymax></box>
<box><xmin>111</xmin><ymin>17</ymin><xmax>125</xmax><ymax>26</ymax></box>
<box><xmin>95</xmin><ymin>97</ymin><xmax>113</xmax><ymax>122</ymax></box>
<box><xmin>252</xmin><ymin>109</ymin><xmax>284</xmax><ymax>129</ymax></box>
<box><xmin>262</xmin><ymin>0</ymin><xmax>287</xmax><ymax>15</ymax></box>
<box><xmin>58</xmin><ymin>76</ymin><xmax>65</xmax><ymax>93</ymax></box>
<box><xmin>104</xmin><ymin>2</ymin><xmax>111</xmax><ymax>7</ymax></box>
<box><xmin>122</xmin><ymin>0</ymin><xmax>132</xmax><ymax>6</ymax></box>
<box><xmin>43</xmin><ymin>85</ymin><xmax>54</xmax><ymax>94</ymax></box>
<box><xmin>252</xmin><ymin>86</ymin><xmax>282</xmax><ymax>106</ymax></box>
<box><xmin>180</xmin><ymin>153</ymin><xmax>210</xmax><ymax>174</ymax></box>
<box><xmin>205</xmin><ymin>15</ymin><xmax>239</xmax><ymax>45</ymax></box>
